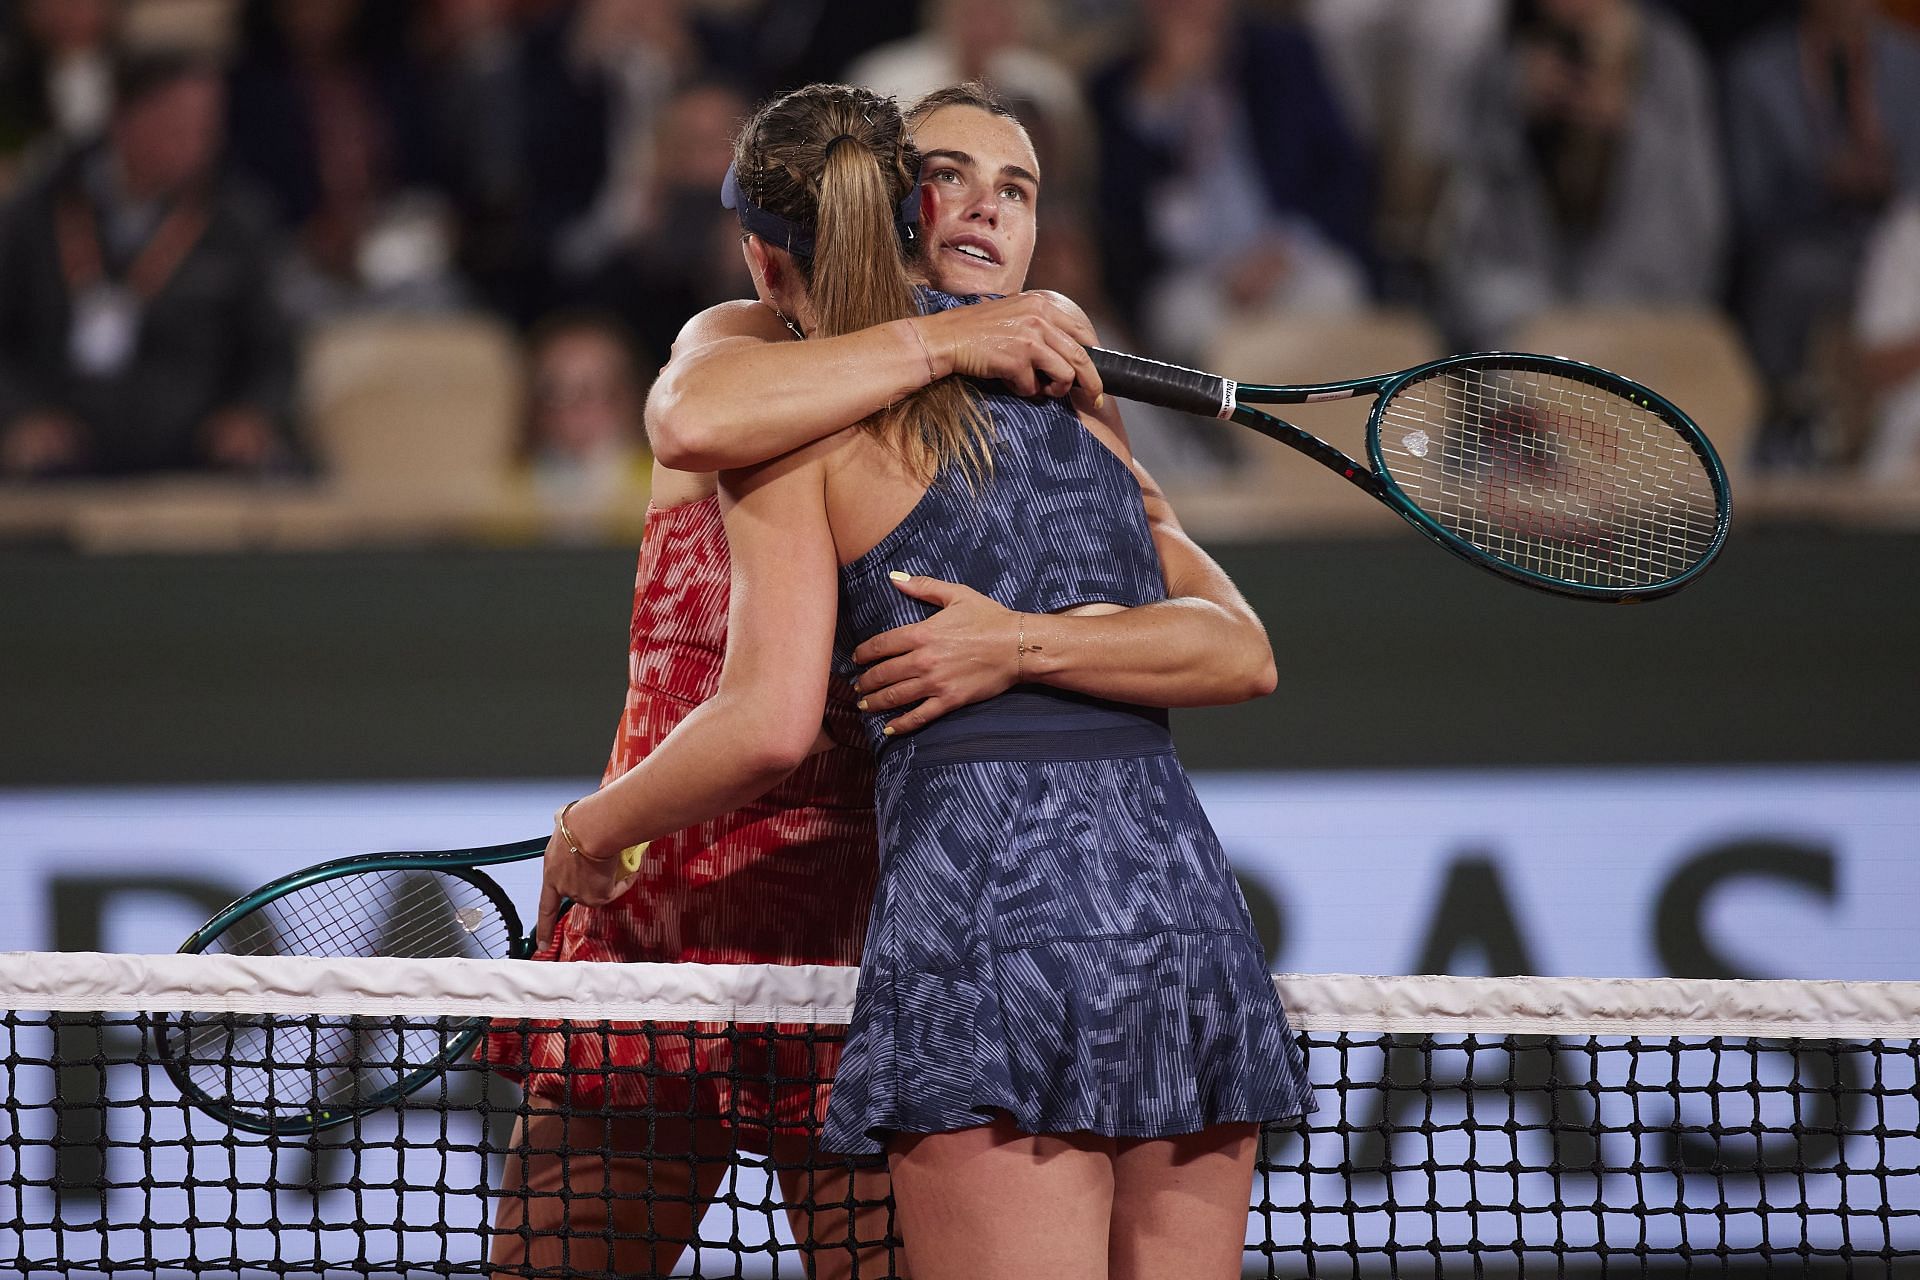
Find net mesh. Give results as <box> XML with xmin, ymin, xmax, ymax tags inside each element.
<box><xmin>5</xmin><ymin>953</ymin><xmax>1917</xmax><ymax>1279</ymax></box>
<box><xmin>1374</xmin><ymin>359</ymin><xmax>1723</xmax><ymax>590</ymax></box>
<box><xmin>179</xmin><ymin>869</ymin><xmax>520</xmax><ymax>1126</ymax></box>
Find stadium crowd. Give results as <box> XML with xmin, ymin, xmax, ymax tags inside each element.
<box><xmin>1</xmin><ymin>0</ymin><xmax>1918</xmax><ymax>542</ymax></box>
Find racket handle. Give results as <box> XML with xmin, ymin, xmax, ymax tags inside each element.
<box><xmin>1089</xmin><ymin>347</ymin><xmax>1236</xmax><ymax>420</ymax></box>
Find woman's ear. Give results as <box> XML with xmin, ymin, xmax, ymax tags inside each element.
<box><xmin>741</xmin><ymin>235</ymin><xmax>777</xmax><ymax>301</ymax></box>
<box><xmin>745</xmin><ymin>238</ymin><xmax>814</xmax><ymax>329</ymax></box>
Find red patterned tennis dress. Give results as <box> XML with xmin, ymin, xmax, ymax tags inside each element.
<box><xmin>484</xmin><ymin>496</ymin><xmax>877</xmax><ymax>1138</ymax></box>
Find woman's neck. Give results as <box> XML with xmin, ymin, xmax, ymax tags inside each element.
<box><xmin>763</xmin><ymin>295</ymin><xmax>813</xmax><ymax>340</ymax></box>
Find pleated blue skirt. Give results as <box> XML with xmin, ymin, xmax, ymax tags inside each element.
<box><xmin>821</xmin><ymin>689</ymin><xmax>1314</xmax><ymax>1155</ymax></box>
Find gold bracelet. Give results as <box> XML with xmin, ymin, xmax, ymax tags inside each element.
<box><xmin>903</xmin><ymin>318</ymin><xmax>937</xmax><ymax>383</ymax></box>
<box><xmin>1015</xmin><ymin>614</ymin><xmax>1027</xmax><ymax>682</ymax></box>
<box><xmin>555</xmin><ymin>800</ymin><xmax>615</xmax><ymax>863</ymax></box>
<box><xmin>557</xmin><ymin>800</ymin><xmax>652</xmax><ymax>872</ymax></box>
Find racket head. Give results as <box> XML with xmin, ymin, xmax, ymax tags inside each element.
<box><xmin>156</xmin><ymin>845</ymin><xmax>536</xmax><ymax>1135</ymax></box>
<box><xmin>1364</xmin><ymin>353</ymin><xmax>1732</xmax><ymax>600</ymax></box>
<box><xmin>155</xmin><ymin>1004</ymin><xmax>489</xmax><ymax>1136</ymax></box>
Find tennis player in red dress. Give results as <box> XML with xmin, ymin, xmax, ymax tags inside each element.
<box><xmin>489</xmin><ymin>85</ymin><xmax>1276</xmax><ymax>1279</ymax></box>
<box><xmin>486</xmin><ymin>489</ymin><xmax>891</xmax><ymax>1277</ymax></box>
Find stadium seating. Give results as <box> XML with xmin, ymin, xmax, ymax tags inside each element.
<box><xmin>1176</xmin><ymin>309</ymin><xmax>1448</xmax><ymax>538</ymax></box>
<box><xmin>301</xmin><ymin>313</ymin><xmax>524</xmax><ymax>518</ymax></box>
<box><xmin>1506</xmin><ymin>306</ymin><xmax>1763</xmax><ymax>481</ymax></box>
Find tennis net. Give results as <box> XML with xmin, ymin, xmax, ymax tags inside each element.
<box><xmin>3</xmin><ymin>951</ymin><xmax>1917</xmax><ymax>1278</ymax></box>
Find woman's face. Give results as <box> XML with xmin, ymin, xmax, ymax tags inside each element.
<box><xmin>911</xmin><ymin>105</ymin><xmax>1041</xmax><ymax>298</ymax></box>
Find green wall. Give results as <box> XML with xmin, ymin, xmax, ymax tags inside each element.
<box><xmin>2</xmin><ymin>529</ymin><xmax>1915</xmax><ymax>784</ymax></box>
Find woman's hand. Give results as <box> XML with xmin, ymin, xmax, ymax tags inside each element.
<box><xmin>850</xmin><ymin>573</ymin><xmax>1023</xmax><ymax>737</ymax></box>
<box><xmin>911</xmin><ymin>291</ymin><xmax>1104</xmax><ymax>402</ymax></box>
<box><xmin>534</xmin><ymin>807</ymin><xmax>644</xmax><ymax>951</ymax></box>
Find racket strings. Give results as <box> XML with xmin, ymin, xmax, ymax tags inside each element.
<box><xmin>1442</xmin><ymin>374</ymin><xmax>1715</xmax><ymax>576</ymax></box>
<box><xmin>169</xmin><ymin>870</ymin><xmax>512</xmax><ymax>1117</ymax></box>
<box><xmin>212</xmin><ymin>870</ymin><xmax>513</xmax><ymax>961</ymax></box>
<box><xmin>1377</xmin><ymin>365</ymin><xmax>1720</xmax><ymax>588</ymax></box>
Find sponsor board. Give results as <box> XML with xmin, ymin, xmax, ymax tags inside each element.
<box><xmin>2</xmin><ymin>768</ymin><xmax>1915</xmax><ymax>1276</ymax></box>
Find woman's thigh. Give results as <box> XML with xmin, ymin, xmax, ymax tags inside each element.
<box><xmin>488</xmin><ymin>1106</ymin><xmax>734</xmax><ymax>1279</ymax></box>
<box><xmin>1108</xmin><ymin>1124</ymin><xmax>1259</xmax><ymax>1280</ymax></box>
<box><xmin>886</xmin><ymin>1114</ymin><xmax>1115</xmax><ymax>1280</ymax></box>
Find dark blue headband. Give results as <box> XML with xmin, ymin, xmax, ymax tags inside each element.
<box><xmin>721</xmin><ymin>157</ymin><xmax>921</xmax><ymax>259</ymax></box>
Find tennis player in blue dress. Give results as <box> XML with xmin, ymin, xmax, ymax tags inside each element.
<box><xmin>582</xmin><ymin>83</ymin><xmax>1313</xmax><ymax>1279</ymax></box>
<box><xmin>821</xmin><ymin>281</ymin><xmax>1311</xmax><ymax>1165</ymax></box>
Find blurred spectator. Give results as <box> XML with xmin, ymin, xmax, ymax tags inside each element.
<box><xmin>559</xmin><ymin>78</ymin><xmax>752</xmax><ymax>368</ymax></box>
<box><xmin>1303</xmin><ymin>0</ymin><xmax>1503</xmax><ymax>297</ymax></box>
<box><xmin>122</xmin><ymin>0</ymin><xmax>242</xmax><ymax>57</ymax></box>
<box><xmin>0</xmin><ymin>48</ymin><xmax>294</xmax><ymax>478</ymax></box>
<box><xmin>509</xmin><ymin>310</ymin><xmax>651</xmax><ymax>543</ymax></box>
<box><xmin>1031</xmin><ymin>204</ymin><xmax>1239</xmax><ymax>482</ymax></box>
<box><xmin>1853</xmin><ymin>196</ymin><xmax>1920</xmax><ymax>479</ymax></box>
<box><xmin>730</xmin><ymin>0</ymin><xmax>920</xmax><ymax>93</ymax></box>
<box><xmin>1726</xmin><ymin>0</ymin><xmax>1920</xmax><ymax>465</ymax></box>
<box><xmin>226</xmin><ymin>0</ymin><xmax>461</xmax><ymax>324</ymax></box>
<box><xmin>1435</xmin><ymin>0</ymin><xmax>1726</xmax><ymax>347</ymax></box>
<box><xmin>1644</xmin><ymin>0</ymin><xmax>1800</xmax><ymax>59</ymax></box>
<box><xmin>535</xmin><ymin>0</ymin><xmax>733</xmax><ymax>275</ymax></box>
<box><xmin>411</xmin><ymin>0</ymin><xmax>540</xmax><ymax>318</ymax></box>
<box><xmin>0</xmin><ymin>0</ymin><xmax>122</xmax><ymax>190</ymax></box>
<box><xmin>849</xmin><ymin>0</ymin><xmax>1093</xmax><ymax>201</ymax></box>
<box><xmin>1088</xmin><ymin>0</ymin><xmax>1371</xmax><ymax>366</ymax></box>
<box><xmin>508</xmin><ymin>6</ymin><xmax>615</xmax><ymax>288</ymax></box>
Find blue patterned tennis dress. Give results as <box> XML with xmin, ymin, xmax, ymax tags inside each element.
<box><xmin>819</xmin><ymin>289</ymin><xmax>1313</xmax><ymax>1155</ymax></box>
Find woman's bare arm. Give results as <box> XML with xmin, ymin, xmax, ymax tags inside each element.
<box><xmin>850</xmin><ymin>365</ymin><xmax>1276</xmax><ymax>732</ymax></box>
<box><xmin>1034</xmin><ymin>298</ymin><xmax>1277</xmax><ymax>706</ymax></box>
<box><xmin>536</xmin><ymin>439</ymin><xmax>843</xmax><ymax>939</ymax></box>
<box><xmin>1025</xmin><ymin>455</ymin><xmax>1279</xmax><ymax>706</ymax></box>
<box><xmin>645</xmin><ymin>301</ymin><xmax>928</xmax><ymax>470</ymax></box>
<box><xmin>645</xmin><ymin>293</ymin><xmax>1104</xmax><ymax>471</ymax></box>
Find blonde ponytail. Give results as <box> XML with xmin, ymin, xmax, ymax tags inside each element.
<box><xmin>733</xmin><ymin>85</ymin><xmax>991</xmax><ymax>481</ymax></box>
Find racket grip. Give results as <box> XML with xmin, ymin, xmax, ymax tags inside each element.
<box><xmin>1088</xmin><ymin>347</ymin><xmax>1236</xmax><ymax>420</ymax></box>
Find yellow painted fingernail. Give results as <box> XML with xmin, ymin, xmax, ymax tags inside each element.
<box><xmin>857</xmin><ymin>698</ymin><xmax>870</xmax><ymax>711</ymax></box>
<box><xmin>882</xmin><ymin>725</ymin><xmax>895</xmax><ymax>737</ymax></box>
<box><xmin>620</xmin><ymin>841</ymin><xmax>649</xmax><ymax>873</ymax></box>
<box><xmin>1095</xmin><ymin>393</ymin><xmax>1105</xmax><ymax>409</ymax></box>
<box><xmin>888</xmin><ymin>570</ymin><xmax>911</xmax><ymax>582</ymax></box>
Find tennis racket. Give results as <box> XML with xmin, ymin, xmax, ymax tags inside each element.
<box><xmin>1090</xmin><ymin>348</ymin><xmax>1731</xmax><ymax>600</ymax></box>
<box><xmin>155</xmin><ymin>834</ymin><xmax>643</xmax><ymax>1134</ymax></box>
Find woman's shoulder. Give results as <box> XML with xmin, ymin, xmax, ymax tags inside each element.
<box><xmin>733</xmin><ymin>410</ymin><xmax>867</xmax><ymax>489</ymax></box>
<box><xmin>667</xmin><ymin>299</ymin><xmax>793</xmax><ymax>357</ymax></box>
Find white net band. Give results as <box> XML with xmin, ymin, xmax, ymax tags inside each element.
<box><xmin>5</xmin><ymin>951</ymin><xmax>1918</xmax><ymax>1040</ymax></box>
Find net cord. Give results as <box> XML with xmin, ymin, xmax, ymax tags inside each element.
<box><xmin>4</xmin><ymin>952</ymin><xmax>1918</xmax><ymax>1040</ymax></box>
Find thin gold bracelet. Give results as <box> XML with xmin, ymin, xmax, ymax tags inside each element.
<box><xmin>557</xmin><ymin>800</ymin><xmax>651</xmax><ymax>872</ymax></box>
<box><xmin>555</xmin><ymin>800</ymin><xmax>616</xmax><ymax>863</ymax></box>
<box><xmin>1015</xmin><ymin>614</ymin><xmax>1027</xmax><ymax>682</ymax></box>
<box><xmin>904</xmin><ymin>318</ymin><xmax>937</xmax><ymax>383</ymax></box>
